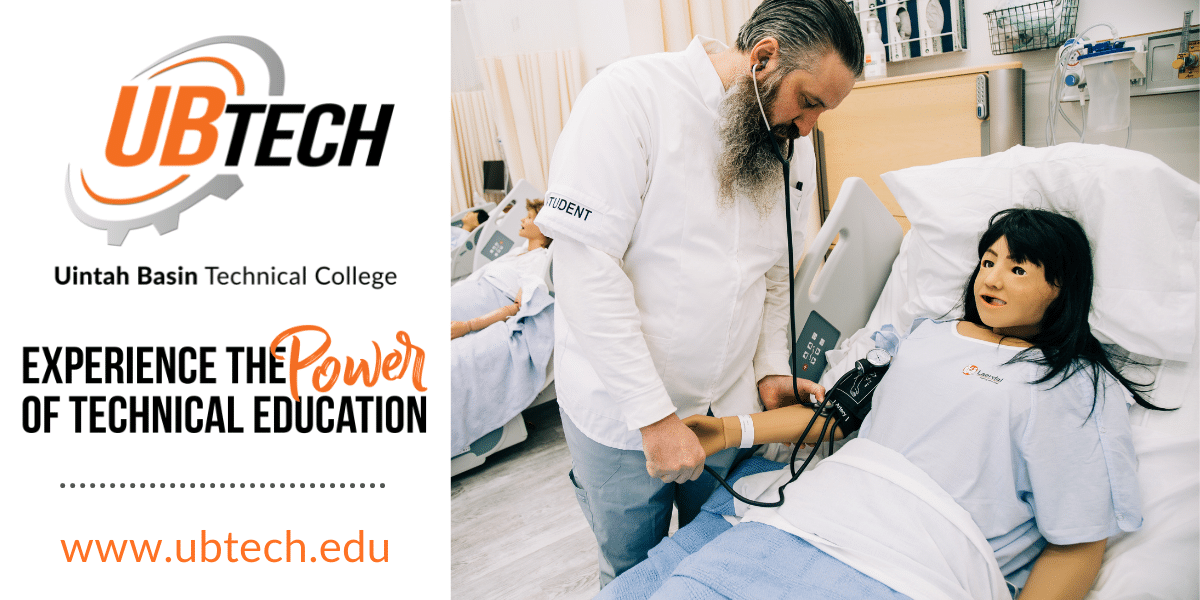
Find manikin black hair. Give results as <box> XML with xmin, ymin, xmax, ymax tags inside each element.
<box><xmin>961</xmin><ymin>208</ymin><xmax>1167</xmax><ymax>411</ymax></box>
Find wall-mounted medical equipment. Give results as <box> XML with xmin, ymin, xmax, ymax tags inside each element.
<box><xmin>984</xmin><ymin>0</ymin><xmax>1078</xmax><ymax>55</ymax></box>
<box><xmin>1048</xmin><ymin>12</ymin><xmax>1200</xmax><ymax>148</ymax></box>
<box><xmin>1047</xmin><ymin>23</ymin><xmax>1141</xmax><ymax>145</ymax></box>
<box><xmin>848</xmin><ymin>0</ymin><xmax>967</xmax><ymax>67</ymax></box>
<box><xmin>1170</xmin><ymin>11</ymin><xmax>1198</xmax><ymax>80</ymax></box>
<box><xmin>1076</xmin><ymin>41</ymin><xmax>1136</xmax><ymax>132</ymax></box>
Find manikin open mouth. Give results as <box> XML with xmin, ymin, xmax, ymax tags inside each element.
<box><xmin>982</xmin><ymin>295</ymin><xmax>1007</xmax><ymax>306</ymax></box>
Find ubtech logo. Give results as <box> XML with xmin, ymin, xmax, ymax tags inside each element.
<box><xmin>65</xmin><ymin>36</ymin><xmax>394</xmax><ymax>245</ymax></box>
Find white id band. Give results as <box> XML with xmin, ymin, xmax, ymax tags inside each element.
<box><xmin>737</xmin><ymin>414</ymin><xmax>755</xmax><ymax>449</ymax></box>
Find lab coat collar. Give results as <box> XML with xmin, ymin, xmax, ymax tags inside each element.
<box><xmin>685</xmin><ymin>36</ymin><xmax>727</xmax><ymax>114</ymax></box>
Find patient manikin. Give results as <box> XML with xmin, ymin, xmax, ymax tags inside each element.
<box><xmin>451</xmin><ymin>208</ymin><xmax>490</xmax><ymax>249</ymax></box>
<box><xmin>461</xmin><ymin>208</ymin><xmax>489</xmax><ymax>233</ymax></box>
<box><xmin>451</xmin><ymin>199</ymin><xmax>552</xmax><ymax>339</ymax></box>
<box><xmin>449</xmin><ymin>198</ymin><xmax>556</xmax><ymax>456</ymax></box>
<box><xmin>601</xmin><ymin>208</ymin><xmax>1166</xmax><ymax>600</ymax></box>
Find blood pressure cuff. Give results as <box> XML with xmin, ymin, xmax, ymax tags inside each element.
<box><xmin>823</xmin><ymin>359</ymin><xmax>889</xmax><ymax>436</ymax></box>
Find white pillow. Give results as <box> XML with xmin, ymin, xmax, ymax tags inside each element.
<box><xmin>881</xmin><ymin>143</ymin><xmax>1199</xmax><ymax>362</ymax></box>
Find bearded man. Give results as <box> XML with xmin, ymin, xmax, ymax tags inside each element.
<box><xmin>533</xmin><ymin>0</ymin><xmax>863</xmax><ymax>587</ymax></box>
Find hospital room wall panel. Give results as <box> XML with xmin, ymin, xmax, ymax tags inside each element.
<box><xmin>878</xmin><ymin>0</ymin><xmax>1200</xmax><ymax>184</ymax></box>
<box><xmin>816</xmin><ymin>67</ymin><xmax>1014</xmax><ymax>232</ymax></box>
<box><xmin>1023</xmin><ymin>82</ymin><xmax>1200</xmax><ymax>182</ymax></box>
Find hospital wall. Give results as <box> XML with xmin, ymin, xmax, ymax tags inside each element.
<box><xmin>880</xmin><ymin>0</ymin><xmax>1200</xmax><ymax>182</ymax></box>
<box><xmin>452</xmin><ymin>0</ymin><xmax>1200</xmax><ymax>181</ymax></box>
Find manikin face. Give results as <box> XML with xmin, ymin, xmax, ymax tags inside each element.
<box><xmin>973</xmin><ymin>236</ymin><xmax>1060</xmax><ymax>339</ymax></box>
<box><xmin>461</xmin><ymin>211</ymin><xmax>480</xmax><ymax>232</ymax></box>
<box><xmin>518</xmin><ymin>209</ymin><xmax>545</xmax><ymax>244</ymax></box>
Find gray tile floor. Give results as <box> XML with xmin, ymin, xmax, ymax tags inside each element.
<box><xmin>451</xmin><ymin>402</ymin><xmax>600</xmax><ymax>600</ymax></box>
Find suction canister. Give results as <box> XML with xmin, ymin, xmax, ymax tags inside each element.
<box><xmin>1078</xmin><ymin>41</ymin><xmax>1135</xmax><ymax>132</ymax></box>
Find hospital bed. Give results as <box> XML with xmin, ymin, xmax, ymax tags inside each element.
<box><xmin>450</xmin><ymin>179</ymin><xmax>543</xmax><ymax>283</ymax></box>
<box><xmin>775</xmin><ymin>143</ymin><xmax>1198</xmax><ymax>599</ymax></box>
<box><xmin>451</xmin><ymin>246</ymin><xmax>558</xmax><ymax>477</ymax></box>
<box><xmin>450</xmin><ymin>374</ymin><xmax>558</xmax><ymax>477</ymax></box>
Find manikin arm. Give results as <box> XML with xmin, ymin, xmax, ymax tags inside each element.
<box><xmin>683</xmin><ymin>403</ymin><xmax>841</xmax><ymax>456</ymax></box>
<box><xmin>1017</xmin><ymin>539</ymin><xmax>1106</xmax><ymax>600</ymax></box>
<box><xmin>451</xmin><ymin>290</ymin><xmax>523</xmax><ymax>340</ymax></box>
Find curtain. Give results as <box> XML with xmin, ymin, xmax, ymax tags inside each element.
<box><xmin>476</xmin><ymin>48</ymin><xmax>585</xmax><ymax>192</ymax></box>
<box><xmin>450</xmin><ymin>91</ymin><xmax>501</xmax><ymax>216</ymax></box>
<box><xmin>637</xmin><ymin>0</ymin><xmax>764</xmax><ymax>53</ymax></box>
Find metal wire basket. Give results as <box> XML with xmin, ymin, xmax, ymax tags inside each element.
<box><xmin>984</xmin><ymin>0</ymin><xmax>1079</xmax><ymax>55</ymax></box>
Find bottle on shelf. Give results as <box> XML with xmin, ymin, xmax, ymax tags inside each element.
<box><xmin>864</xmin><ymin>15</ymin><xmax>887</xmax><ymax>80</ymax></box>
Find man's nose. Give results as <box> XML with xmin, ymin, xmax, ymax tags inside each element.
<box><xmin>793</xmin><ymin>111</ymin><xmax>820</xmax><ymax>137</ymax></box>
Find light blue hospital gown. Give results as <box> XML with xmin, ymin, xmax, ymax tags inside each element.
<box><xmin>860</xmin><ymin>319</ymin><xmax>1141</xmax><ymax>589</ymax></box>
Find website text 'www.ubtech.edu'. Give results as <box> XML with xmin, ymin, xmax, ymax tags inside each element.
<box><xmin>61</xmin><ymin>530</ymin><xmax>388</xmax><ymax>563</ymax></box>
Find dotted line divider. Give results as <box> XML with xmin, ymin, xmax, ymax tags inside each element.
<box><xmin>61</xmin><ymin>483</ymin><xmax>385</xmax><ymax>489</ymax></box>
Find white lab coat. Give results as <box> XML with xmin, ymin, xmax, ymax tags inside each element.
<box><xmin>537</xmin><ymin>36</ymin><xmax>815</xmax><ymax>450</ymax></box>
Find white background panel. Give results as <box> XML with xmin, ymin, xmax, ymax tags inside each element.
<box><xmin>1</xmin><ymin>1</ymin><xmax>448</xmax><ymax>597</ymax></box>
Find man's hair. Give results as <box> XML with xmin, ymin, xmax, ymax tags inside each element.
<box><xmin>735</xmin><ymin>0</ymin><xmax>864</xmax><ymax>77</ymax></box>
<box><xmin>472</xmin><ymin>208</ymin><xmax>489</xmax><ymax>224</ymax></box>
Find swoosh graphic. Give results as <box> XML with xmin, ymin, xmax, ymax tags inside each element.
<box><xmin>80</xmin><ymin>170</ymin><xmax>190</xmax><ymax>205</ymax></box>
<box><xmin>133</xmin><ymin>35</ymin><xmax>284</xmax><ymax>95</ymax></box>
<box><xmin>149</xmin><ymin>56</ymin><xmax>245</xmax><ymax>95</ymax></box>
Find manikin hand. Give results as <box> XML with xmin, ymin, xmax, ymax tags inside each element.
<box><xmin>640</xmin><ymin>413</ymin><xmax>707</xmax><ymax>483</ymax></box>
<box><xmin>757</xmin><ymin>375</ymin><xmax>825</xmax><ymax>410</ymax></box>
<box><xmin>451</xmin><ymin>321</ymin><xmax>470</xmax><ymax>340</ymax></box>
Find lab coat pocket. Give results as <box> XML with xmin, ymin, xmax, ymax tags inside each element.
<box><xmin>751</xmin><ymin>215</ymin><xmax>789</xmax><ymax>265</ymax></box>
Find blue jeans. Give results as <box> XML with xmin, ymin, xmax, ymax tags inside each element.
<box><xmin>560</xmin><ymin>407</ymin><xmax>751</xmax><ymax>587</ymax></box>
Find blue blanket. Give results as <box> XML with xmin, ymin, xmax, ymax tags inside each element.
<box><xmin>597</xmin><ymin>458</ymin><xmax>912</xmax><ymax>600</ymax></box>
<box><xmin>450</xmin><ymin>279</ymin><xmax>555</xmax><ymax>455</ymax></box>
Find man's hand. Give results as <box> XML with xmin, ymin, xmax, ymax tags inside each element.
<box><xmin>758</xmin><ymin>375</ymin><xmax>825</xmax><ymax>410</ymax></box>
<box><xmin>640</xmin><ymin>414</ymin><xmax>706</xmax><ymax>483</ymax></box>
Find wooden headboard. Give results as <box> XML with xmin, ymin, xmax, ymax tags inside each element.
<box><xmin>814</xmin><ymin>62</ymin><xmax>1024</xmax><ymax>232</ymax></box>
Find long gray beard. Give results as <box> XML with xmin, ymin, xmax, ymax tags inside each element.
<box><xmin>715</xmin><ymin>72</ymin><xmax>797</xmax><ymax>216</ymax></box>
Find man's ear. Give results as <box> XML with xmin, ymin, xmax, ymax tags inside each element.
<box><xmin>750</xmin><ymin>37</ymin><xmax>779</xmax><ymax>74</ymax></box>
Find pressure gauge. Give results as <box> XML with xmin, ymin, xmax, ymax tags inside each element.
<box><xmin>865</xmin><ymin>348</ymin><xmax>892</xmax><ymax>368</ymax></box>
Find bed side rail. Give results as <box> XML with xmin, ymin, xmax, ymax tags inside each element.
<box><xmin>790</xmin><ymin>178</ymin><xmax>903</xmax><ymax>380</ymax></box>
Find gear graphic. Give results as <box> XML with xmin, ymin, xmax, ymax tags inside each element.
<box><xmin>64</xmin><ymin>167</ymin><xmax>243</xmax><ymax>246</ymax></box>
<box><xmin>64</xmin><ymin>36</ymin><xmax>282</xmax><ymax>245</ymax></box>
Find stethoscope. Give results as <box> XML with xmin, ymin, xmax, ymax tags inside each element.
<box><xmin>698</xmin><ymin>61</ymin><xmax>845</xmax><ymax>508</ymax></box>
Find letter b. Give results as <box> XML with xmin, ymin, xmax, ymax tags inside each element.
<box><xmin>161</xmin><ymin>86</ymin><xmax>226</xmax><ymax>166</ymax></box>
